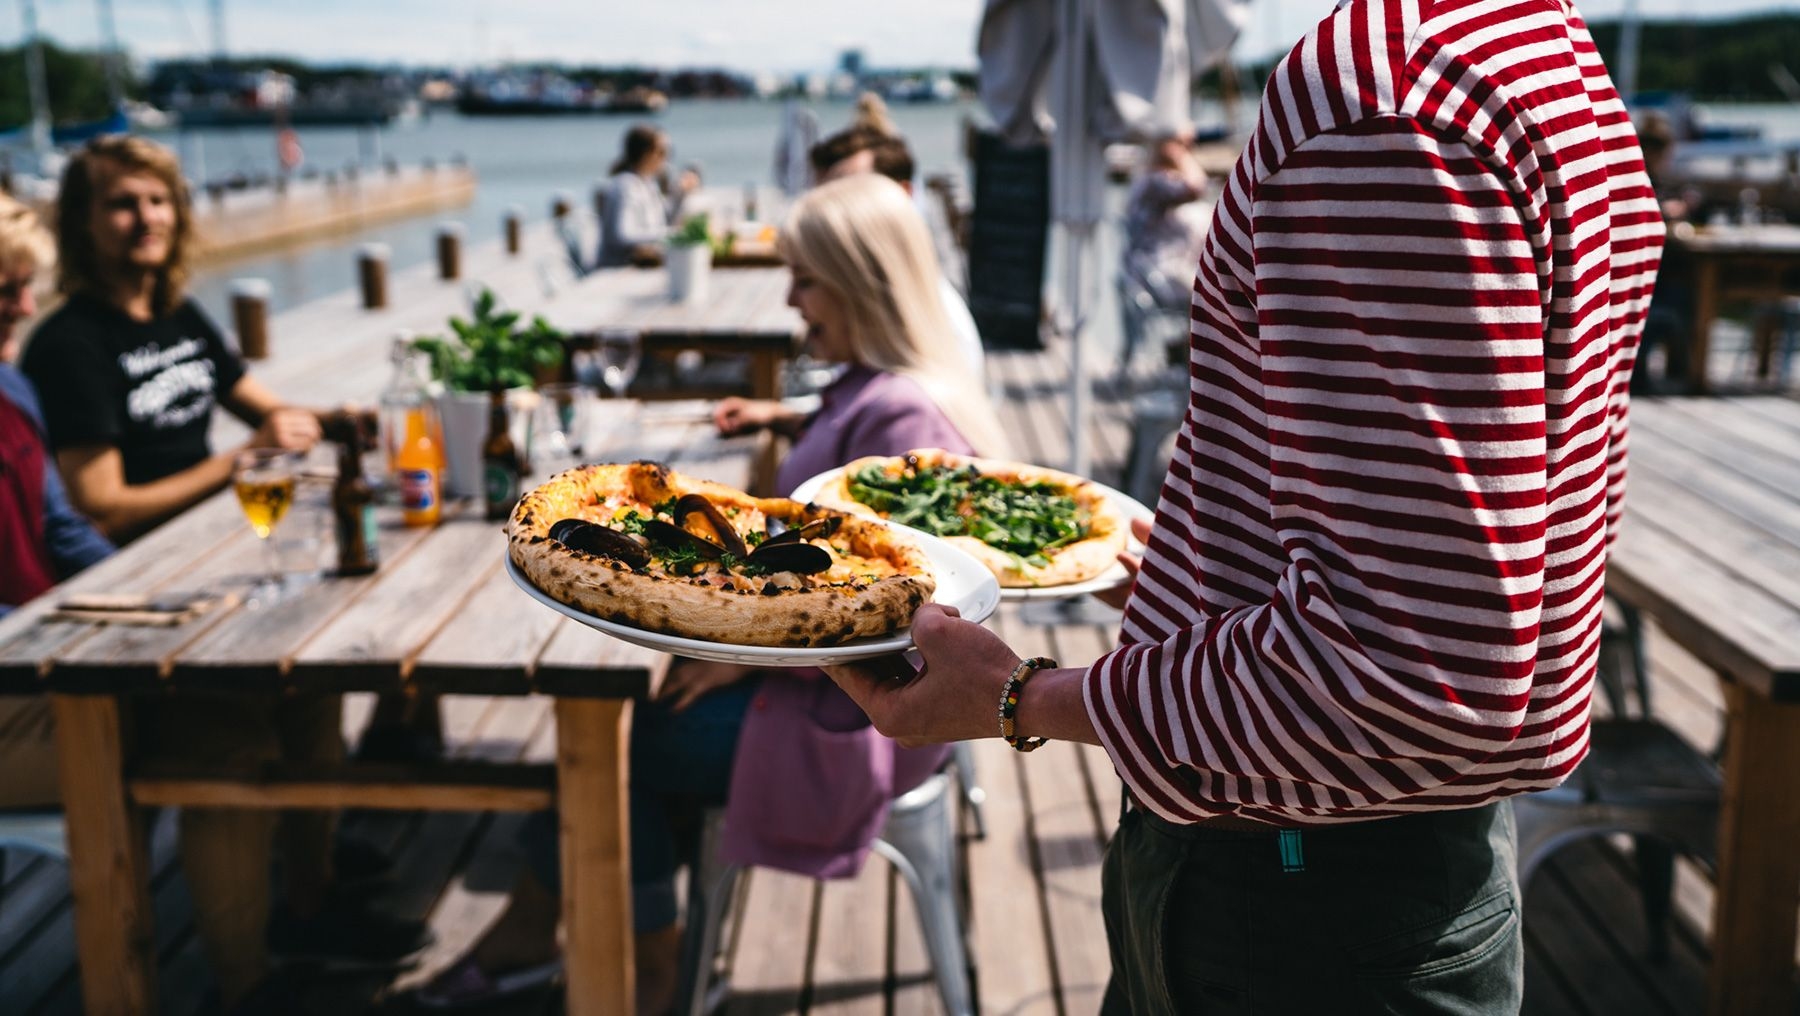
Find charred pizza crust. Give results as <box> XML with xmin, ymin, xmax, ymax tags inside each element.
<box><xmin>508</xmin><ymin>462</ymin><xmax>935</xmax><ymax>647</ymax></box>
<box><xmin>809</xmin><ymin>449</ymin><xmax>1128</xmax><ymax>588</ymax></box>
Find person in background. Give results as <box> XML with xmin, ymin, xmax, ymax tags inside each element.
<box><xmin>809</xmin><ymin>124</ymin><xmax>987</xmax><ymax>380</ymax></box>
<box><xmin>1632</xmin><ymin>112</ymin><xmax>1694</xmax><ymax>393</ymax></box>
<box><xmin>415</xmin><ymin>174</ymin><xmax>1010</xmax><ymax>1013</ymax></box>
<box><xmin>22</xmin><ymin>135</ymin><xmax>322</xmax><ymax>544</ymax></box>
<box><xmin>848</xmin><ymin>90</ymin><xmax>900</xmax><ymax>139</ymax></box>
<box><xmin>1120</xmin><ymin>130</ymin><xmax>1212</xmax><ymax>311</ymax></box>
<box><xmin>597</xmin><ymin>124</ymin><xmax>699</xmax><ymax>268</ymax></box>
<box><xmin>0</xmin><ymin>193</ymin><xmax>113</xmax><ymax>810</ymax></box>
<box><xmin>823</xmin><ymin>2</ymin><xmax>1660</xmax><ymax>1013</ymax></box>
<box><xmin>17</xmin><ymin>135</ymin><xmax>429</xmax><ymax>1014</ymax></box>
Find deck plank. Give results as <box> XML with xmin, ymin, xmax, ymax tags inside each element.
<box><xmin>808</xmin><ymin>849</ymin><xmax>890</xmax><ymax>1016</ymax></box>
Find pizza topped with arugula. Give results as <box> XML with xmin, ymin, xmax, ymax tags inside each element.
<box><xmin>808</xmin><ymin>449</ymin><xmax>1129</xmax><ymax>588</ymax></box>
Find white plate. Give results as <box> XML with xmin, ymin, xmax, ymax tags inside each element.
<box><xmin>504</xmin><ymin>529</ymin><xmax>1001</xmax><ymax>668</ymax></box>
<box><xmin>789</xmin><ymin>466</ymin><xmax>1155</xmax><ymax>602</ymax></box>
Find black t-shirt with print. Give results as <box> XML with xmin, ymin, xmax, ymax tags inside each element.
<box><xmin>22</xmin><ymin>295</ymin><xmax>246</xmax><ymax>486</ymax></box>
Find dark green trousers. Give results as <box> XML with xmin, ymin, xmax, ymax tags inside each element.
<box><xmin>1100</xmin><ymin>800</ymin><xmax>1522</xmax><ymax>1015</ymax></box>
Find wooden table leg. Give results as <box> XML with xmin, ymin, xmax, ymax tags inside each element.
<box><xmin>556</xmin><ymin>697</ymin><xmax>635</xmax><ymax>1016</ymax></box>
<box><xmin>1707</xmin><ymin>681</ymin><xmax>1800</xmax><ymax>1016</ymax></box>
<box><xmin>1691</xmin><ymin>258</ymin><xmax>1719</xmax><ymax>394</ymax></box>
<box><xmin>51</xmin><ymin>695</ymin><xmax>158</xmax><ymax>1015</ymax></box>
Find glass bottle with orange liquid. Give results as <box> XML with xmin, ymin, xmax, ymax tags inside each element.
<box><xmin>394</xmin><ymin>404</ymin><xmax>443</xmax><ymax>527</ymax></box>
<box><xmin>380</xmin><ymin>336</ymin><xmax>445</xmax><ymax>526</ymax></box>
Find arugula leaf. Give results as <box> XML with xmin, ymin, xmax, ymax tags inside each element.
<box><xmin>846</xmin><ymin>464</ymin><xmax>1091</xmax><ymax>561</ymax></box>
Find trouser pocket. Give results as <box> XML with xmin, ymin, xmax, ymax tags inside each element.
<box><xmin>1348</xmin><ymin>889</ymin><xmax>1522</xmax><ymax>1014</ymax></box>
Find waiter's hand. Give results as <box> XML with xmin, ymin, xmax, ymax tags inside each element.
<box><xmin>823</xmin><ymin>604</ymin><xmax>1020</xmax><ymax>748</ymax></box>
<box><xmin>1093</xmin><ymin>517</ymin><xmax>1154</xmax><ymax>611</ymax></box>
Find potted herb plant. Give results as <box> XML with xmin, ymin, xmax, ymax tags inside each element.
<box><xmin>414</xmin><ymin>288</ymin><xmax>565</xmax><ymax>497</ymax></box>
<box><xmin>666</xmin><ymin>212</ymin><xmax>713</xmax><ymax>304</ymax></box>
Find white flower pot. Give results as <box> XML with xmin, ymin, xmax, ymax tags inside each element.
<box><xmin>436</xmin><ymin>390</ymin><xmax>490</xmax><ymax>499</ymax></box>
<box><xmin>436</xmin><ymin>388</ymin><xmax>535</xmax><ymax>498</ymax></box>
<box><xmin>667</xmin><ymin>243</ymin><xmax>712</xmax><ymax>304</ymax></box>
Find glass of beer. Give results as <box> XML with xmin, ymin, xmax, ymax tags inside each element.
<box><xmin>235</xmin><ymin>448</ymin><xmax>303</xmax><ymax>601</ymax></box>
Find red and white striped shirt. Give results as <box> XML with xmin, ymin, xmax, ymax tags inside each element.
<box><xmin>1085</xmin><ymin>0</ymin><xmax>1663</xmax><ymax>824</ymax></box>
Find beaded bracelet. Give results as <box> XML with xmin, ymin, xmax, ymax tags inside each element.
<box><xmin>998</xmin><ymin>656</ymin><xmax>1057</xmax><ymax>753</ymax></box>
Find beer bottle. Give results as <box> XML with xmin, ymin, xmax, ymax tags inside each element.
<box><xmin>332</xmin><ymin>430</ymin><xmax>380</xmax><ymax>576</ymax></box>
<box><xmin>482</xmin><ymin>389</ymin><xmax>522</xmax><ymax>521</ymax></box>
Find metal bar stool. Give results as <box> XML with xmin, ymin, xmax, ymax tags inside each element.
<box><xmin>677</xmin><ymin>771</ymin><xmax>973</xmax><ymax>1016</ymax></box>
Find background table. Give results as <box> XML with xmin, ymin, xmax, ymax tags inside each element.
<box><xmin>0</xmin><ymin>403</ymin><xmax>759</xmax><ymax>1016</ymax></box>
<box><xmin>544</xmin><ymin>267</ymin><xmax>800</xmax><ymax>489</ymax></box>
<box><xmin>1664</xmin><ymin>224</ymin><xmax>1800</xmax><ymax>393</ymax></box>
<box><xmin>1604</xmin><ymin>396</ymin><xmax>1800</xmax><ymax>1015</ymax></box>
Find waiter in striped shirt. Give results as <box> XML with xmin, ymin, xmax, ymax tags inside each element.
<box><xmin>828</xmin><ymin>1</ymin><xmax>1664</xmax><ymax>1011</ymax></box>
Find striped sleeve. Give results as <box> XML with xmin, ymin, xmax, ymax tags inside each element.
<box><xmin>1084</xmin><ymin>117</ymin><xmax>1551</xmax><ymax>823</ymax></box>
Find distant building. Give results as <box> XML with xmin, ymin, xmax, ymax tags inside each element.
<box><xmin>838</xmin><ymin>49</ymin><xmax>866</xmax><ymax>81</ymax></box>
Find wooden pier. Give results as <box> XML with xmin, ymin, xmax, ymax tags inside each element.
<box><xmin>192</xmin><ymin>164</ymin><xmax>478</xmax><ymax>265</ymax></box>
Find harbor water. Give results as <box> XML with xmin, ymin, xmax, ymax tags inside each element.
<box><xmin>175</xmin><ymin>99</ymin><xmax>986</xmax><ymax>319</ymax></box>
<box><xmin>174</xmin><ymin>98</ymin><xmax>1800</xmax><ymax>339</ymax></box>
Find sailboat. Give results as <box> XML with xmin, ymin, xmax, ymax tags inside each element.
<box><xmin>0</xmin><ymin>0</ymin><xmax>130</xmax><ymax>165</ymax></box>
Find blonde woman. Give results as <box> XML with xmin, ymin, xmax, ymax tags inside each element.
<box><xmin>0</xmin><ymin>192</ymin><xmax>112</xmax><ymax>811</ymax></box>
<box><xmin>417</xmin><ymin>173</ymin><xmax>1010</xmax><ymax>1013</ymax></box>
<box><xmin>714</xmin><ymin>171</ymin><xmax>1006</xmax><ymax>458</ymax></box>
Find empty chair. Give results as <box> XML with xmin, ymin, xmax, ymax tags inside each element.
<box><xmin>679</xmin><ymin>771</ymin><xmax>972</xmax><ymax>1016</ymax></box>
<box><xmin>1511</xmin><ymin>604</ymin><xmax>1721</xmax><ymax>960</ymax></box>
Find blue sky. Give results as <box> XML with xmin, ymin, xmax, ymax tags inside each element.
<box><xmin>12</xmin><ymin>1</ymin><xmax>1799</xmax><ymax>71</ymax></box>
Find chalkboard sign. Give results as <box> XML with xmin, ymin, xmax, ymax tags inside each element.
<box><xmin>967</xmin><ymin>131</ymin><xmax>1049</xmax><ymax>351</ymax></box>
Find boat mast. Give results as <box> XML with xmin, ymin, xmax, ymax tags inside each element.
<box><xmin>210</xmin><ymin>0</ymin><xmax>226</xmax><ymax>63</ymax></box>
<box><xmin>19</xmin><ymin>0</ymin><xmax>52</xmax><ymax>160</ymax></box>
<box><xmin>93</xmin><ymin>0</ymin><xmax>123</xmax><ymax>110</ymax></box>
<box><xmin>1616</xmin><ymin>0</ymin><xmax>1642</xmax><ymax>105</ymax></box>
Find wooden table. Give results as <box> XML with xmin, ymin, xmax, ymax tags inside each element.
<box><xmin>0</xmin><ymin>403</ymin><xmax>759</xmax><ymax>1016</ymax></box>
<box><xmin>1604</xmin><ymin>396</ymin><xmax>1800</xmax><ymax>1015</ymax></box>
<box><xmin>544</xmin><ymin>266</ymin><xmax>800</xmax><ymax>489</ymax></box>
<box><xmin>1666</xmin><ymin>224</ymin><xmax>1800</xmax><ymax>393</ymax></box>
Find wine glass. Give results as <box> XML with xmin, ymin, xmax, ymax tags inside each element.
<box><xmin>534</xmin><ymin>382</ymin><xmax>595</xmax><ymax>467</ymax></box>
<box><xmin>234</xmin><ymin>448</ymin><xmax>304</xmax><ymax>602</ymax></box>
<box><xmin>594</xmin><ymin>327</ymin><xmax>642</xmax><ymax>400</ymax></box>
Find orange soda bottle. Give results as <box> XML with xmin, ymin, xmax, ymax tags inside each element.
<box><xmin>394</xmin><ymin>405</ymin><xmax>443</xmax><ymax>526</ymax></box>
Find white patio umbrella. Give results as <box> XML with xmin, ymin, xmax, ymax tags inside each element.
<box><xmin>978</xmin><ymin>0</ymin><xmax>1248</xmax><ymax>475</ymax></box>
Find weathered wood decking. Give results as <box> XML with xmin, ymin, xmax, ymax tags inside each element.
<box><xmin>0</xmin><ymin>298</ymin><xmax>1790</xmax><ymax>1013</ymax></box>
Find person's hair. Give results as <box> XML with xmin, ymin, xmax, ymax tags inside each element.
<box><xmin>810</xmin><ymin>125</ymin><xmax>879</xmax><ymax>175</ymax></box>
<box><xmin>850</xmin><ymin>92</ymin><xmax>898</xmax><ymax>138</ymax></box>
<box><xmin>0</xmin><ymin>191</ymin><xmax>54</xmax><ymax>275</ymax></box>
<box><xmin>778</xmin><ymin>175</ymin><xmax>1010</xmax><ymax>457</ymax></box>
<box><xmin>808</xmin><ymin>127</ymin><xmax>915</xmax><ymax>186</ymax></box>
<box><xmin>867</xmin><ymin>137</ymin><xmax>915</xmax><ymax>186</ymax></box>
<box><xmin>56</xmin><ymin>134</ymin><xmax>195</xmax><ymax>317</ymax></box>
<box><xmin>610</xmin><ymin>124</ymin><xmax>664</xmax><ymax>176</ymax></box>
